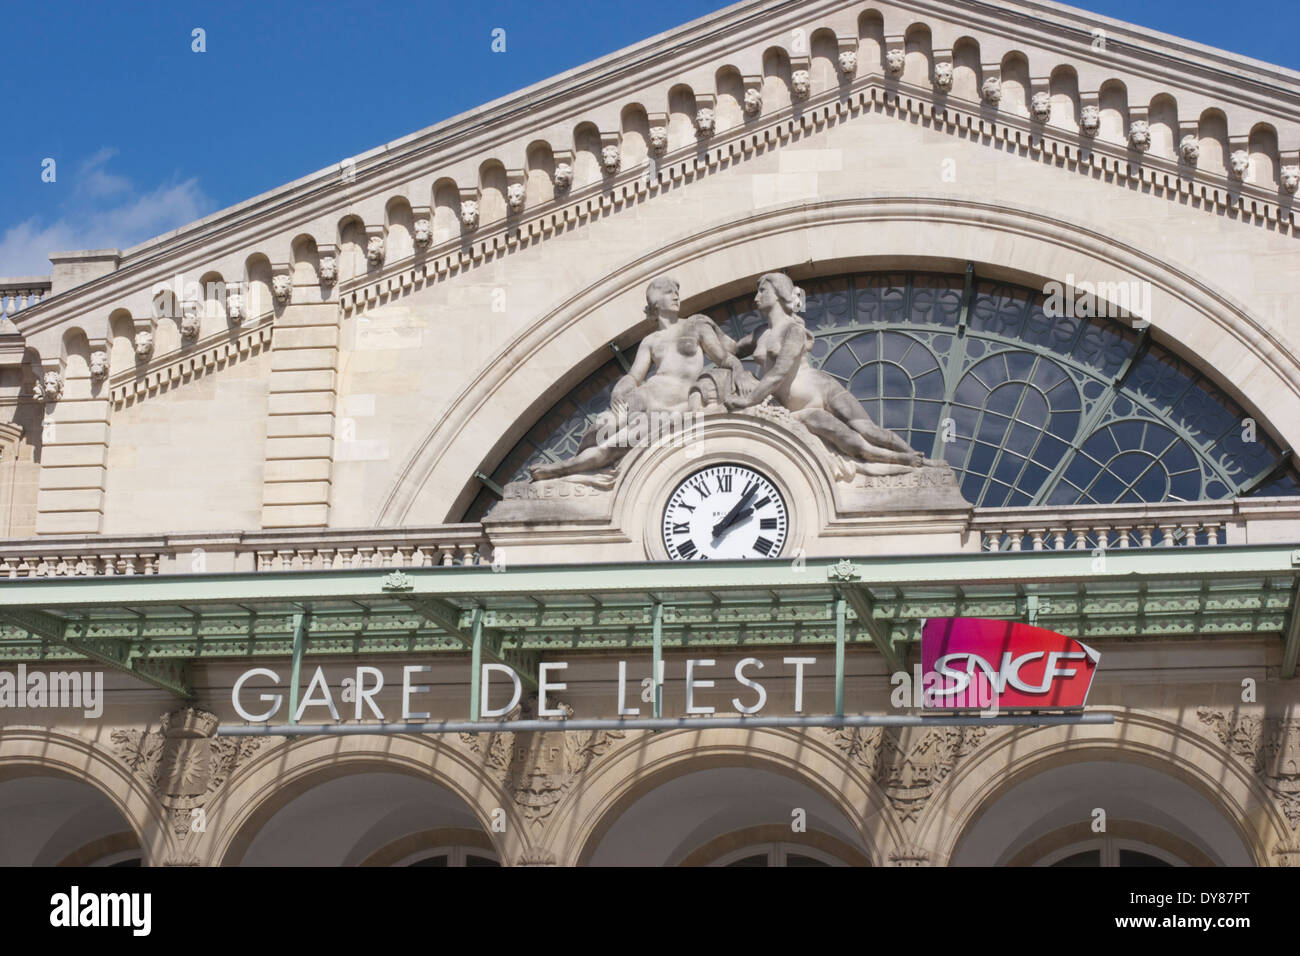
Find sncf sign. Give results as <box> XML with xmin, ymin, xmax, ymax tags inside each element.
<box><xmin>921</xmin><ymin>618</ymin><xmax>1100</xmax><ymax>710</ymax></box>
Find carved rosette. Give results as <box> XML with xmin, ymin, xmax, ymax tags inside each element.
<box><xmin>1283</xmin><ymin>166</ymin><xmax>1300</xmax><ymax>195</ymax></box>
<box><xmin>365</xmin><ymin>235</ymin><xmax>385</xmax><ymax>265</ymax></box>
<box><xmin>791</xmin><ymin>70</ymin><xmax>811</xmax><ymax>99</ymax></box>
<box><xmin>272</xmin><ymin>274</ymin><xmax>292</xmax><ymax>304</ymax></box>
<box><xmin>1179</xmin><ymin>135</ymin><xmax>1200</xmax><ymax>164</ymax></box>
<box><xmin>318</xmin><ymin>256</ymin><xmax>338</xmax><ymax>284</ymax></box>
<box><xmin>980</xmin><ymin>76</ymin><xmax>1001</xmax><ymax>105</ymax></box>
<box><xmin>600</xmin><ymin>145</ymin><xmax>621</xmax><ymax>174</ymax></box>
<box><xmin>1079</xmin><ymin>105</ymin><xmax>1100</xmax><ymax>136</ymax></box>
<box><xmin>932</xmin><ymin>62</ymin><xmax>952</xmax><ymax>91</ymax></box>
<box><xmin>111</xmin><ymin>707</ymin><xmax>265</xmax><ymax>837</ymax></box>
<box><xmin>885</xmin><ymin>50</ymin><xmax>905</xmax><ymax>76</ymax></box>
<box><xmin>1128</xmin><ymin>120</ymin><xmax>1151</xmax><ymax>152</ymax></box>
<box><xmin>1030</xmin><ymin>92</ymin><xmax>1051</xmax><ymax>123</ymax></box>
<box><xmin>460</xmin><ymin>201</ymin><xmax>480</xmax><ymax>229</ymax></box>
<box><xmin>694</xmin><ymin>108</ymin><xmax>715</xmax><ymax>136</ymax></box>
<box><xmin>826</xmin><ymin>725</ymin><xmax>988</xmax><ymax>822</ymax></box>
<box><xmin>1229</xmin><ymin>149</ymin><xmax>1251</xmax><ymax>181</ymax></box>
<box><xmin>553</xmin><ymin>162</ymin><xmax>574</xmax><ymax>191</ymax></box>
<box><xmin>1197</xmin><ymin>708</ymin><xmax>1300</xmax><ymax>828</ymax></box>
<box><xmin>838</xmin><ymin>50</ymin><xmax>858</xmax><ymax>76</ymax></box>
<box><xmin>134</xmin><ymin>331</ymin><xmax>154</xmax><ymax>361</ymax></box>
<box><xmin>460</xmin><ymin>701</ymin><xmax>624</xmax><ymax>831</ymax></box>
<box><xmin>506</xmin><ymin>183</ymin><xmax>526</xmax><ymax>212</ymax></box>
<box><xmin>743</xmin><ymin>88</ymin><xmax>762</xmax><ymax>115</ymax></box>
<box><xmin>649</xmin><ymin>127</ymin><xmax>668</xmax><ymax>154</ymax></box>
<box><xmin>89</xmin><ymin>351</ymin><xmax>109</xmax><ymax>383</ymax></box>
<box><xmin>412</xmin><ymin>220</ymin><xmax>432</xmax><ymax>249</ymax></box>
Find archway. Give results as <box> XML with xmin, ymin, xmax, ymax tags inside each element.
<box><xmin>0</xmin><ymin>770</ymin><xmax>143</xmax><ymax>866</ymax></box>
<box><xmin>230</xmin><ymin>769</ymin><xmax>498</xmax><ymax>867</ymax></box>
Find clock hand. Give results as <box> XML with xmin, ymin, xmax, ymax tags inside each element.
<box><xmin>712</xmin><ymin>482</ymin><xmax>758</xmax><ymax>537</ymax></box>
<box><xmin>711</xmin><ymin>507</ymin><xmax>754</xmax><ymax>541</ymax></box>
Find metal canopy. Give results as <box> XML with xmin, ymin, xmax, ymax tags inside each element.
<box><xmin>3</xmin><ymin>547</ymin><xmax>1300</xmax><ymax>698</ymax></box>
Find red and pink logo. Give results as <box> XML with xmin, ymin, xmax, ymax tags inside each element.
<box><xmin>921</xmin><ymin>618</ymin><xmax>1100</xmax><ymax>710</ymax></box>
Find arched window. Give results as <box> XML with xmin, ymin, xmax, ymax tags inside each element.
<box><xmin>396</xmin><ymin>847</ymin><xmax>499</xmax><ymax>867</ymax></box>
<box><xmin>713</xmin><ymin>843</ymin><xmax>844</xmax><ymax>867</ymax></box>
<box><xmin>1041</xmin><ymin>837</ymin><xmax>1181</xmax><ymax>867</ymax></box>
<box><xmin>465</xmin><ymin>271</ymin><xmax>1298</xmax><ymax>520</ymax></box>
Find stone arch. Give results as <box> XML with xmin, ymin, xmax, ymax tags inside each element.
<box><xmin>714</xmin><ymin>66</ymin><xmax>745</xmax><ymax>131</ymax></box>
<box><xmin>902</xmin><ymin>23</ymin><xmax>933</xmax><ymax>86</ymax></box>
<box><xmin>912</xmin><ymin>711</ymin><xmax>1282</xmax><ymax>866</ymax></box>
<box><xmin>0</xmin><ymin>726</ymin><xmax>172</xmax><ymax>866</ymax></box>
<box><xmin>809</xmin><ymin>29</ymin><xmax>840</xmax><ymax>95</ymax></box>
<box><xmin>542</xmin><ymin>730</ymin><xmax>901</xmax><ymax>866</ymax></box>
<box><xmin>337</xmin><ymin>215</ymin><xmax>367</xmax><ymax>282</ymax></box>
<box><xmin>1198</xmin><ymin>108</ymin><xmax>1230</xmax><ymax>175</ymax></box>
<box><xmin>999</xmin><ymin>51</ymin><xmax>1030</xmax><ymax>118</ymax></box>
<box><xmin>384</xmin><ymin>197</ymin><xmax>415</xmax><ymax>261</ymax></box>
<box><xmin>198</xmin><ymin>270</ymin><xmax>226</xmax><ymax>329</ymax></box>
<box><xmin>431</xmin><ymin>178</ymin><xmax>462</xmax><ymax>244</ymax></box>
<box><xmin>857</xmin><ymin>10</ymin><xmax>885</xmax><ymax>73</ymax></box>
<box><xmin>666</xmin><ymin>84</ymin><xmax>697</xmax><ymax>150</ymax></box>
<box><xmin>290</xmin><ymin>234</ymin><xmax>319</xmax><ymax>286</ymax></box>
<box><xmin>525</xmin><ymin>140</ymin><xmax>556</xmax><ymax>205</ymax></box>
<box><xmin>1249</xmin><ymin>122</ymin><xmax>1280</xmax><ymax>188</ymax></box>
<box><xmin>572</xmin><ymin>122</ymin><xmax>603</xmax><ymax>188</ymax></box>
<box><xmin>375</xmin><ymin>193</ymin><xmax>1300</xmax><ymax>525</ymax></box>
<box><xmin>1098</xmin><ymin>78</ymin><xmax>1129</xmax><ymax>145</ymax></box>
<box><xmin>1148</xmin><ymin>93</ymin><xmax>1179</xmax><ymax>160</ymax></box>
<box><xmin>478</xmin><ymin>161</ymin><xmax>508</xmax><ymax>227</ymax></box>
<box><xmin>1049</xmin><ymin>65</ymin><xmax>1080</xmax><ymax>131</ymax></box>
<box><xmin>950</xmin><ymin>37</ymin><xmax>981</xmax><ymax>101</ymax></box>
<box><xmin>208</xmin><ymin>734</ymin><xmax>521</xmax><ymax>866</ymax></box>
<box><xmin>244</xmin><ymin>253</ymin><xmax>273</xmax><ymax>321</ymax></box>
<box><xmin>761</xmin><ymin>47</ymin><xmax>793</xmax><ymax>112</ymax></box>
<box><xmin>619</xmin><ymin>103</ymin><xmax>650</xmax><ymax>167</ymax></box>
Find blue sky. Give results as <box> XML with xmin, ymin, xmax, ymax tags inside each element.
<box><xmin>0</xmin><ymin>0</ymin><xmax>1294</xmax><ymax>276</ymax></box>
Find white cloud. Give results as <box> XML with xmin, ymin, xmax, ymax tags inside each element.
<box><xmin>0</xmin><ymin>150</ymin><xmax>215</xmax><ymax>276</ymax></box>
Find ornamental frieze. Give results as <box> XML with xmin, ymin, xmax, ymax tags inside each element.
<box><xmin>111</xmin><ymin>707</ymin><xmax>265</xmax><ymax>836</ymax></box>
<box><xmin>459</xmin><ymin>699</ymin><xmax>624</xmax><ymax>831</ymax></box>
<box><xmin>826</xmin><ymin>725</ymin><xmax>987</xmax><ymax>822</ymax></box>
<box><xmin>1197</xmin><ymin>708</ymin><xmax>1300</xmax><ymax>827</ymax></box>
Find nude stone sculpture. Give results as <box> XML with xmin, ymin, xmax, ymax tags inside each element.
<box><xmin>721</xmin><ymin>272</ymin><xmax>931</xmax><ymax>470</ymax></box>
<box><xmin>528</xmin><ymin>276</ymin><xmax>745</xmax><ymax>481</ymax></box>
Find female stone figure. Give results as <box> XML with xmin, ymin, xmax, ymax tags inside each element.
<box><xmin>724</xmin><ymin>272</ymin><xmax>927</xmax><ymax>468</ymax></box>
<box><xmin>529</xmin><ymin>276</ymin><xmax>745</xmax><ymax>481</ymax></box>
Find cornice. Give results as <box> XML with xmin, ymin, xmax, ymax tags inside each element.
<box><xmin>12</xmin><ymin>0</ymin><xmax>1300</xmax><ymax>348</ymax></box>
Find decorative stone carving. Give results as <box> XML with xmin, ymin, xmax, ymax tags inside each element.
<box><xmin>1198</xmin><ymin>708</ymin><xmax>1300</xmax><ymax>827</ymax></box>
<box><xmin>226</xmin><ymin>292</ymin><xmax>245</xmax><ymax>325</ymax></box>
<box><xmin>460</xmin><ymin>201</ymin><xmax>480</xmax><ymax>228</ymax></box>
<box><xmin>1179</xmin><ymin>135</ymin><xmax>1200</xmax><ymax>164</ymax></box>
<box><xmin>112</xmin><ymin>707</ymin><xmax>264</xmax><ymax>836</ymax></box>
<box><xmin>365</xmin><ymin>235</ymin><xmax>385</xmax><ymax>265</ymax></box>
<box><xmin>381</xmin><ymin>570</ymin><xmax>413</xmax><ymax>592</ymax></box>
<box><xmin>179</xmin><ymin>311</ymin><xmax>201</xmax><ymax>338</ymax></box>
<box><xmin>980</xmin><ymin>76</ymin><xmax>1001</xmax><ymax>105</ymax></box>
<box><xmin>272</xmin><ymin>274</ymin><xmax>292</xmax><ymax>304</ymax></box>
<box><xmin>791</xmin><ymin>70</ymin><xmax>811</xmax><ymax>99</ymax></box>
<box><xmin>1128</xmin><ymin>120</ymin><xmax>1151</xmax><ymax>152</ymax></box>
<box><xmin>412</xmin><ymin>219</ymin><xmax>432</xmax><ymax>248</ymax></box>
<box><xmin>1079</xmin><ymin>105</ymin><xmax>1100</xmax><ymax>136</ymax></box>
<box><xmin>526</xmin><ymin>276</ymin><xmax>746</xmax><ymax>483</ymax></box>
<box><xmin>89</xmin><ymin>351</ymin><xmax>109</xmax><ymax>383</ymax></box>
<box><xmin>932</xmin><ymin>62</ymin><xmax>953</xmax><ymax>91</ymax></box>
<box><xmin>134</xmin><ymin>331</ymin><xmax>154</xmax><ymax>360</ymax></box>
<box><xmin>827</xmin><ymin>725</ymin><xmax>988</xmax><ymax>822</ymax></box>
<box><xmin>516</xmin><ymin>850</ymin><xmax>558</xmax><ymax>866</ymax></box>
<box><xmin>318</xmin><ymin>256</ymin><xmax>338</xmax><ymax>283</ymax></box>
<box><xmin>1030</xmin><ymin>91</ymin><xmax>1051</xmax><ymax>122</ymax></box>
<box><xmin>827</xmin><ymin>559</ymin><xmax>861</xmax><ymax>582</ymax></box>
<box><xmin>35</xmin><ymin>371</ymin><xmax>63</xmax><ymax>403</ymax></box>
<box><xmin>695</xmin><ymin>108</ymin><xmax>715</xmax><ymax>136</ymax></box>
<box><xmin>1230</xmin><ymin>149</ymin><xmax>1251</xmax><ymax>180</ymax></box>
<box><xmin>743</xmin><ymin>88</ymin><xmax>762</xmax><ymax>115</ymax></box>
<box><xmin>1283</xmin><ymin>166</ymin><xmax>1300</xmax><ymax>195</ymax></box>
<box><xmin>553</xmin><ymin>162</ymin><xmax>574</xmax><ymax>191</ymax></box>
<box><xmin>838</xmin><ymin>50</ymin><xmax>857</xmax><ymax>76</ymax></box>
<box><xmin>161</xmin><ymin>854</ymin><xmax>201</xmax><ymax>867</ymax></box>
<box><xmin>885</xmin><ymin>50</ymin><xmax>905</xmax><ymax>76</ymax></box>
<box><xmin>601</xmin><ymin>145</ymin><xmax>621</xmax><ymax>174</ymax></box>
<box><xmin>460</xmin><ymin>700</ymin><xmax>623</xmax><ymax>831</ymax></box>
<box><xmin>649</xmin><ymin>127</ymin><xmax>668</xmax><ymax>153</ymax></box>
<box><xmin>507</xmin><ymin>183</ymin><xmax>526</xmax><ymax>212</ymax></box>
<box><xmin>888</xmin><ymin>843</ymin><xmax>931</xmax><ymax>866</ymax></box>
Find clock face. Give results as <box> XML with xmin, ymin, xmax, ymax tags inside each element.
<box><xmin>662</xmin><ymin>464</ymin><xmax>788</xmax><ymax>560</ymax></box>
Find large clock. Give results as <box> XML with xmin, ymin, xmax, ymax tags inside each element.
<box><xmin>662</xmin><ymin>464</ymin><xmax>789</xmax><ymax>560</ymax></box>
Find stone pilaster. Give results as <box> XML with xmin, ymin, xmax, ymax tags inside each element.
<box><xmin>35</xmin><ymin>369</ymin><xmax>110</xmax><ymax>535</ymax></box>
<box><xmin>260</xmin><ymin>302</ymin><xmax>339</xmax><ymax>528</ymax></box>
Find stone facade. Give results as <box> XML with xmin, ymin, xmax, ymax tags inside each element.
<box><xmin>1</xmin><ymin>0</ymin><xmax>1300</xmax><ymax>867</ymax></box>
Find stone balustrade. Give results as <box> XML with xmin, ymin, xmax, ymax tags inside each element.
<box><xmin>971</xmin><ymin>499</ymin><xmax>1284</xmax><ymax>552</ymax></box>
<box><xmin>0</xmin><ymin>277</ymin><xmax>53</xmax><ymax>321</ymax></box>
<box><xmin>0</xmin><ymin>525</ymin><xmax>491</xmax><ymax>577</ymax></box>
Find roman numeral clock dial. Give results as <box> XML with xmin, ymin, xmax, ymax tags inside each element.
<box><xmin>662</xmin><ymin>465</ymin><xmax>788</xmax><ymax>560</ymax></box>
